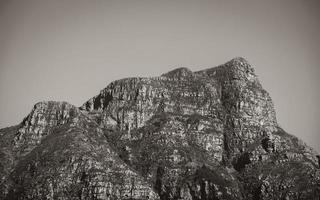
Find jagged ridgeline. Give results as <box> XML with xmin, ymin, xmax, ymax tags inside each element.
<box><xmin>0</xmin><ymin>57</ymin><xmax>319</xmax><ymax>200</ymax></box>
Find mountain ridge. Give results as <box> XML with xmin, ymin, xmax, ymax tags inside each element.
<box><xmin>0</xmin><ymin>57</ymin><xmax>319</xmax><ymax>200</ymax></box>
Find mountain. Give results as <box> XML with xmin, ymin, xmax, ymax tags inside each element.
<box><xmin>0</xmin><ymin>57</ymin><xmax>319</xmax><ymax>200</ymax></box>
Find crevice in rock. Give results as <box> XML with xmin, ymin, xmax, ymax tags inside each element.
<box><xmin>233</xmin><ymin>152</ymin><xmax>251</xmax><ymax>172</ymax></box>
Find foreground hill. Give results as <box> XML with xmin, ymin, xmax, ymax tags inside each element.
<box><xmin>0</xmin><ymin>57</ymin><xmax>319</xmax><ymax>199</ymax></box>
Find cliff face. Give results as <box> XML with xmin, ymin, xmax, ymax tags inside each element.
<box><xmin>0</xmin><ymin>57</ymin><xmax>319</xmax><ymax>200</ymax></box>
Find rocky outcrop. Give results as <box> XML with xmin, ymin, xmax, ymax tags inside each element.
<box><xmin>13</xmin><ymin>101</ymin><xmax>80</xmax><ymax>154</ymax></box>
<box><xmin>196</xmin><ymin>58</ymin><xmax>278</xmax><ymax>161</ymax></box>
<box><xmin>0</xmin><ymin>101</ymin><xmax>157</xmax><ymax>200</ymax></box>
<box><xmin>0</xmin><ymin>57</ymin><xmax>319</xmax><ymax>199</ymax></box>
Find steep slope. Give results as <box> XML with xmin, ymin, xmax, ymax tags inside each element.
<box><xmin>0</xmin><ymin>101</ymin><xmax>157</xmax><ymax>200</ymax></box>
<box><xmin>80</xmin><ymin>57</ymin><xmax>319</xmax><ymax>199</ymax></box>
<box><xmin>0</xmin><ymin>57</ymin><xmax>319</xmax><ymax>200</ymax></box>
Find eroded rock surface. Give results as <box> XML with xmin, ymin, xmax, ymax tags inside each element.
<box><xmin>0</xmin><ymin>57</ymin><xmax>319</xmax><ymax>200</ymax></box>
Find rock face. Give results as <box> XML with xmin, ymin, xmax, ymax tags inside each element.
<box><xmin>0</xmin><ymin>57</ymin><xmax>319</xmax><ymax>200</ymax></box>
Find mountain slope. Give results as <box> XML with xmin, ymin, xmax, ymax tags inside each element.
<box><xmin>0</xmin><ymin>57</ymin><xmax>319</xmax><ymax>200</ymax></box>
<box><xmin>0</xmin><ymin>101</ymin><xmax>157</xmax><ymax>199</ymax></box>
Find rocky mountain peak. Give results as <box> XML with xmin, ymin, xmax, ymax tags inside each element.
<box><xmin>196</xmin><ymin>57</ymin><xmax>258</xmax><ymax>84</ymax></box>
<box><xmin>0</xmin><ymin>58</ymin><xmax>319</xmax><ymax>200</ymax></box>
<box><xmin>226</xmin><ymin>57</ymin><xmax>257</xmax><ymax>81</ymax></box>
<box><xmin>161</xmin><ymin>67</ymin><xmax>193</xmax><ymax>79</ymax></box>
<box><xmin>13</xmin><ymin>101</ymin><xmax>80</xmax><ymax>153</ymax></box>
<box><xmin>19</xmin><ymin>101</ymin><xmax>78</xmax><ymax>131</ymax></box>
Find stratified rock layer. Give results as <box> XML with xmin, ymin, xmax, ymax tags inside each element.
<box><xmin>0</xmin><ymin>57</ymin><xmax>319</xmax><ymax>200</ymax></box>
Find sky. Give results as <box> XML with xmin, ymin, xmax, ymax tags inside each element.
<box><xmin>0</xmin><ymin>0</ymin><xmax>319</xmax><ymax>152</ymax></box>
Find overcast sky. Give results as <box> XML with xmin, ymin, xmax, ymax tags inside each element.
<box><xmin>0</xmin><ymin>0</ymin><xmax>319</xmax><ymax>151</ymax></box>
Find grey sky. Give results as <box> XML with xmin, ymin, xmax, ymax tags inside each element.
<box><xmin>0</xmin><ymin>0</ymin><xmax>319</xmax><ymax>151</ymax></box>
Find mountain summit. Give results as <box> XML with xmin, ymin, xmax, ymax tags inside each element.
<box><xmin>1</xmin><ymin>57</ymin><xmax>319</xmax><ymax>200</ymax></box>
